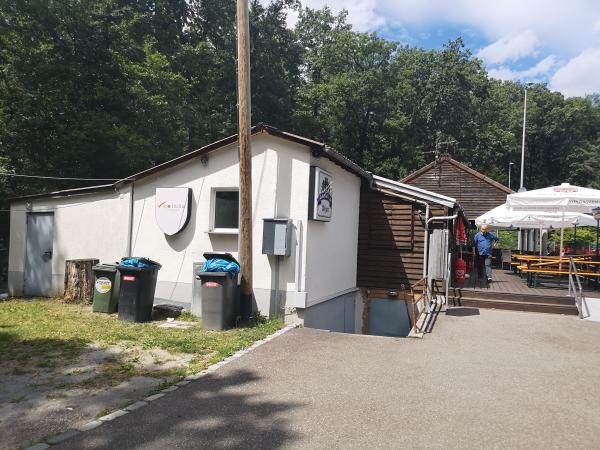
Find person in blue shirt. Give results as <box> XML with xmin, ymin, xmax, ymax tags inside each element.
<box><xmin>474</xmin><ymin>224</ymin><xmax>499</xmax><ymax>283</ymax></box>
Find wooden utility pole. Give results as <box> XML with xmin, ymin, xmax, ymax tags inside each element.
<box><xmin>237</xmin><ymin>0</ymin><xmax>253</xmax><ymax>320</ymax></box>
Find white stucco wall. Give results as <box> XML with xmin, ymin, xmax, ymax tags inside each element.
<box><xmin>9</xmin><ymin>189</ymin><xmax>130</xmax><ymax>296</ymax></box>
<box><xmin>304</xmin><ymin>155</ymin><xmax>362</xmax><ymax>306</ymax></box>
<box><xmin>129</xmin><ymin>134</ymin><xmax>312</xmax><ymax>313</ymax></box>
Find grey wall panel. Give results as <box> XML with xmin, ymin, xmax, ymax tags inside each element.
<box><xmin>303</xmin><ymin>292</ymin><xmax>356</xmax><ymax>333</ymax></box>
<box><xmin>154</xmin><ymin>280</ymin><xmax>193</xmax><ymax>308</ymax></box>
<box><xmin>368</xmin><ymin>298</ymin><xmax>412</xmax><ymax>337</ymax></box>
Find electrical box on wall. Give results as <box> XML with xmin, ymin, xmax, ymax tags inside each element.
<box><xmin>262</xmin><ymin>218</ymin><xmax>292</xmax><ymax>256</ymax></box>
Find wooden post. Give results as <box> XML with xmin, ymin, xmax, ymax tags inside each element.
<box><xmin>237</xmin><ymin>0</ymin><xmax>253</xmax><ymax>320</ymax></box>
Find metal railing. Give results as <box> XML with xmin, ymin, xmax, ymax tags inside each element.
<box><xmin>410</xmin><ymin>277</ymin><xmax>427</xmax><ymax>334</ymax></box>
<box><xmin>568</xmin><ymin>257</ymin><xmax>584</xmax><ymax>318</ymax></box>
<box><xmin>445</xmin><ymin>251</ymin><xmax>451</xmax><ymax>306</ymax></box>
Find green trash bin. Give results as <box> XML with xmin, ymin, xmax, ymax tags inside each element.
<box><xmin>92</xmin><ymin>264</ymin><xmax>120</xmax><ymax>313</ymax></box>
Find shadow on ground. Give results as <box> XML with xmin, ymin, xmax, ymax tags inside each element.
<box><xmin>56</xmin><ymin>368</ymin><xmax>304</xmax><ymax>450</ymax></box>
<box><xmin>445</xmin><ymin>307</ymin><xmax>481</xmax><ymax>317</ymax></box>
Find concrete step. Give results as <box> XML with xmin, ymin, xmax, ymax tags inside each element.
<box><xmin>451</xmin><ymin>297</ymin><xmax>579</xmax><ymax>315</ymax></box>
<box><xmin>451</xmin><ymin>288</ymin><xmax>574</xmax><ymax>306</ymax></box>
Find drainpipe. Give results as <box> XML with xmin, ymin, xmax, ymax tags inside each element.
<box><xmin>127</xmin><ymin>181</ymin><xmax>135</xmax><ymax>257</ymax></box>
<box><xmin>422</xmin><ymin>204</ymin><xmax>430</xmax><ymax>280</ymax></box>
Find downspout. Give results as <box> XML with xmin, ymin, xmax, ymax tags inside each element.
<box><xmin>127</xmin><ymin>181</ymin><xmax>135</xmax><ymax>257</ymax></box>
<box><xmin>423</xmin><ymin>204</ymin><xmax>430</xmax><ymax>281</ymax></box>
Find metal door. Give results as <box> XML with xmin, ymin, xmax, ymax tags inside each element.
<box><xmin>24</xmin><ymin>213</ymin><xmax>54</xmax><ymax>296</ymax></box>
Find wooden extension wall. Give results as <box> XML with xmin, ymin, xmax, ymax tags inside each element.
<box><xmin>357</xmin><ymin>184</ymin><xmax>447</xmax><ymax>294</ymax></box>
<box><xmin>403</xmin><ymin>158</ymin><xmax>508</xmax><ymax>219</ymax></box>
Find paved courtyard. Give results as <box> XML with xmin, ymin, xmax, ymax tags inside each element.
<box><xmin>56</xmin><ymin>308</ymin><xmax>600</xmax><ymax>449</ymax></box>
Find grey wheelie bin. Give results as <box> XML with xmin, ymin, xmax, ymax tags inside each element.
<box><xmin>92</xmin><ymin>263</ymin><xmax>120</xmax><ymax>313</ymax></box>
<box><xmin>117</xmin><ymin>257</ymin><xmax>162</xmax><ymax>323</ymax></box>
<box><xmin>198</xmin><ymin>252</ymin><xmax>240</xmax><ymax>330</ymax></box>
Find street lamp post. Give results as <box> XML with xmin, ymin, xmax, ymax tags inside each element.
<box><xmin>519</xmin><ymin>83</ymin><xmax>533</xmax><ymax>192</ymax></box>
<box><xmin>508</xmin><ymin>161</ymin><xmax>514</xmax><ymax>190</ymax></box>
<box><xmin>593</xmin><ymin>207</ymin><xmax>600</xmax><ymax>259</ymax></box>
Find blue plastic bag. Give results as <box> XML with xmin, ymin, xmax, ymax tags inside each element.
<box><xmin>203</xmin><ymin>258</ymin><xmax>240</xmax><ymax>278</ymax></box>
<box><xmin>120</xmin><ymin>257</ymin><xmax>161</xmax><ymax>270</ymax></box>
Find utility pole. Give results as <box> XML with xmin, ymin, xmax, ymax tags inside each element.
<box><xmin>237</xmin><ymin>0</ymin><xmax>253</xmax><ymax>320</ymax></box>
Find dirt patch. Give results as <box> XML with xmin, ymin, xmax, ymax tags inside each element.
<box><xmin>0</xmin><ymin>343</ymin><xmax>195</xmax><ymax>450</ymax></box>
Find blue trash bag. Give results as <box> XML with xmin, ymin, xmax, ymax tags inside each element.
<box><xmin>120</xmin><ymin>257</ymin><xmax>161</xmax><ymax>270</ymax></box>
<box><xmin>203</xmin><ymin>258</ymin><xmax>240</xmax><ymax>278</ymax></box>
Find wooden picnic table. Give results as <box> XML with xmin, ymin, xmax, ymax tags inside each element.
<box><xmin>517</xmin><ymin>258</ymin><xmax>600</xmax><ymax>287</ymax></box>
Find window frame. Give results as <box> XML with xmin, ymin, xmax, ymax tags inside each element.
<box><xmin>209</xmin><ymin>188</ymin><xmax>240</xmax><ymax>234</ymax></box>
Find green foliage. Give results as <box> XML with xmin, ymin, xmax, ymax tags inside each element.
<box><xmin>498</xmin><ymin>230</ymin><xmax>518</xmax><ymax>250</ymax></box>
<box><xmin>548</xmin><ymin>227</ymin><xmax>598</xmax><ymax>247</ymax></box>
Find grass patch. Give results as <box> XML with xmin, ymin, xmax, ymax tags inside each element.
<box><xmin>0</xmin><ymin>298</ymin><xmax>282</xmax><ymax>376</ymax></box>
<box><xmin>178</xmin><ymin>311</ymin><xmax>199</xmax><ymax>322</ymax></box>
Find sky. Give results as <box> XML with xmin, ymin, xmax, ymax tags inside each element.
<box><xmin>283</xmin><ymin>0</ymin><xmax>600</xmax><ymax>98</ymax></box>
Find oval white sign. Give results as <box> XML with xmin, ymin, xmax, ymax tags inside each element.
<box><xmin>155</xmin><ymin>187</ymin><xmax>192</xmax><ymax>235</ymax></box>
<box><xmin>95</xmin><ymin>277</ymin><xmax>112</xmax><ymax>294</ymax></box>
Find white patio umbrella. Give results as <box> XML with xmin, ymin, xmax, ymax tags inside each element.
<box><xmin>506</xmin><ymin>183</ymin><xmax>600</xmax><ymax>213</ymax></box>
<box><xmin>506</xmin><ymin>183</ymin><xmax>600</xmax><ymax>258</ymax></box>
<box><xmin>476</xmin><ymin>203</ymin><xmax>597</xmax><ymax>256</ymax></box>
<box><xmin>475</xmin><ymin>203</ymin><xmax>598</xmax><ymax>229</ymax></box>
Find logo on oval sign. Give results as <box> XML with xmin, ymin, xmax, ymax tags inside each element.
<box><xmin>95</xmin><ymin>277</ymin><xmax>112</xmax><ymax>294</ymax></box>
<box><xmin>155</xmin><ymin>187</ymin><xmax>193</xmax><ymax>235</ymax></box>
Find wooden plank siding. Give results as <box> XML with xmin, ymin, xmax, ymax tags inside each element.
<box><xmin>357</xmin><ymin>184</ymin><xmax>448</xmax><ymax>291</ymax></box>
<box><xmin>401</xmin><ymin>156</ymin><xmax>512</xmax><ymax>219</ymax></box>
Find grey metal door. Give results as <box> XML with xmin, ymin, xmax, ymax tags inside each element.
<box><xmin>24</xmin><ymin>213</ymin><xmax>54</xmax><ymax>296</ymax></box>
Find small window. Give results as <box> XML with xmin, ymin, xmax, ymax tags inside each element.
<box><xmin>212</xmin><ymin>190</ymin><xmax>239</xmax><ymax>231</ymax></box>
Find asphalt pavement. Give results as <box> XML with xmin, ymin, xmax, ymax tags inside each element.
<box><xmin>55</xmin><ymin>308</ymin><xmax>600</xmax><ymax>449</ymax></box>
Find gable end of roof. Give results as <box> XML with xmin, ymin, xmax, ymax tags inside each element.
<box><xmin>401</xmin><ymin>156</ymin><xmax>513</xmax><ymax>194</ymax></box>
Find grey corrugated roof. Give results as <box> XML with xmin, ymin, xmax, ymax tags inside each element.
<box><xmin>372</xmin><ymin>174</ymin><xmax>457</xmax><ymax>208</ymax></box>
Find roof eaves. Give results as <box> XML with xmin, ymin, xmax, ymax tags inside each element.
<box><xmin>260</xmin><ymin>125</ymin><xmax>372</xmax><ymax>180</ymax></box>
<box><xmin>9</xmin><ymin>184</ymin><xmax>115</xmax><ymax>202</ymax></box>
<box><xmin>400</xmin><ymin>159</ymin><xmax>436</xmax><ymax>183</ymax></box>
<box><xmin>373</xmin><ymin>175</ymin><xmax>456</xmax><ymax>208</ymax></box>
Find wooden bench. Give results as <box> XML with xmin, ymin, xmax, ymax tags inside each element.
<box><xmin>520</xmin><ymin>267</ymin><xmax>600</xmax><ymax>287</ymax></box>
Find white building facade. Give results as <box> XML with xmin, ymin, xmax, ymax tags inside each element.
<box><xmin>9</xmin><ymin>125</ymin><xmax>367</xmax><ymax>330</ymax></box>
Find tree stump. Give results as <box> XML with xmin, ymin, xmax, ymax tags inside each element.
<box><xmin>63</xmin><ymin>259</ymin><xmax>99</xmax><ymax>304</ymax></box>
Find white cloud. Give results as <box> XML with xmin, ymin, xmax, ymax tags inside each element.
<box><xmin>282</xmin><ymin>0</ymin><xmax>385</xmax><ymax>31</ymax></box>
<box><xmin>378</xmin><ymin>0</ymin><xmax>600</xmax><ymax>54</ymax></box>
<box><xmin>269</xmin><ymin>0</ymin><xmax>600</xmax><ymax>97</ymax></box>
<box><xmin>549</xmin><ymin>48</ymin><xmax>600</xmax><ymax>97</ymax></box>
<box><xmin>477</xmin><ymin>30</ymin><xmax>540</xmax><ymax>64</ymax></box>
<box><xmin>488</xmin><ymin>55</ymin><xmax>558</xmax><ymax>81</ymax></box>
<box><xmin>295</xmin><ymin>0</ymin><xmax>600</xmax><ymax>55</ymax></box>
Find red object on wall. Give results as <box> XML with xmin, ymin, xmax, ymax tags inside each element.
<box><xmin>455</xmin><ymin>257</ymin><xmax>466</xmax><ymax>284</ymax></box>
<box><xmin>454</xmin><ymin>218</ymin><xmax>467</xmax><ymax>245</ymax></box>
